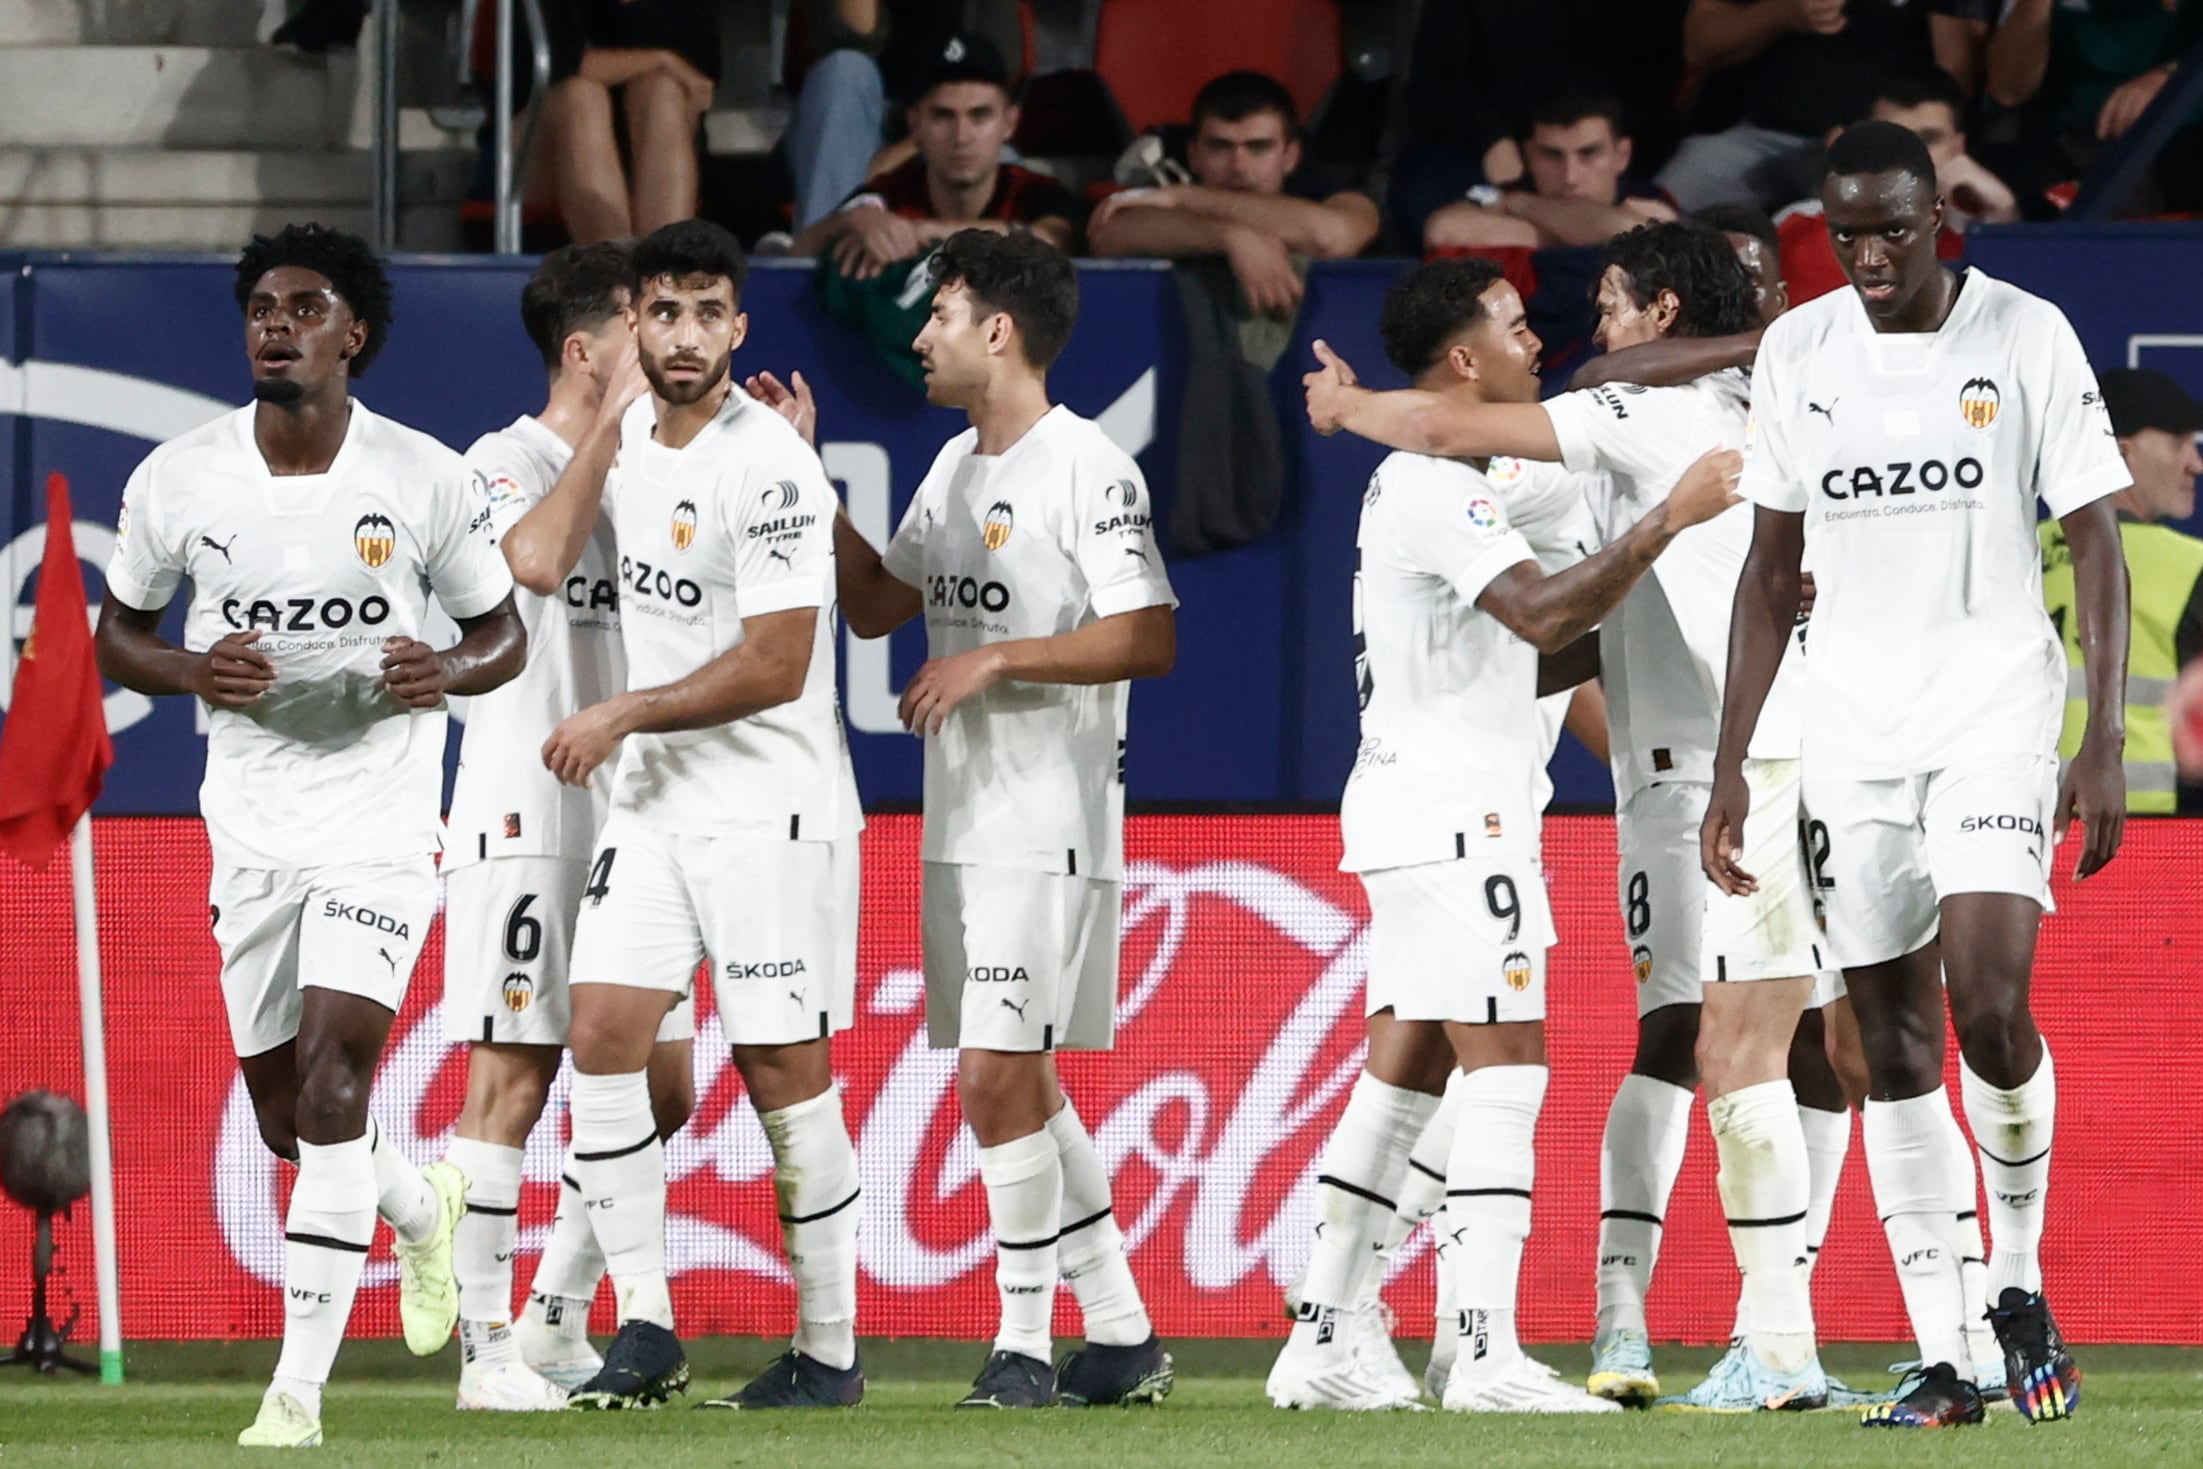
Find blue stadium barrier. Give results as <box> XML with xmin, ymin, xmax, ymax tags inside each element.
<box><xmin>5</xmin><ymin>238</ymin><xmax>2201</xmax><ymax>817</ymax></box>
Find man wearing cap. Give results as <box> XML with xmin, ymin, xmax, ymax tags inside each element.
<box><xmin>2042</xmin><ymin>368</ymin><xmax>2203</xmax><ymax>812</ymax></box>
<box><xmin>790</xmin><ymin>30</ymin><xmax>1078</xmax><ymax>276</ymax></box>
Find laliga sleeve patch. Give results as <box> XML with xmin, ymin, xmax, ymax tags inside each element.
<box><xmin>1465</xmin><ymin>495</ymin><xmax>1509</xmax><ymax>532</ymax></box>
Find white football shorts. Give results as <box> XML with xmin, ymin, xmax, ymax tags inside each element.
<box><xmin>1804</xmin><ymin>752</ymin><xmax>2059</xmax><ymax>970</ymax></box>
<box><xmin>1615</xmin><ymin>782</ymin><xmax>1711</xmax><ymax>1017</ymax></box>
<box><xmin>1703</xmin><ymin>757</ymin><xmax>1844</xmax><ymax>1004</ymax></box>
<box><xmin>922</xmin><ymin>861</ymin><xmax>1120</xmax><ymax>1053</ymax></box>
<box><xmin>1360</xmin><ymin>855</ymin><xmax>1556</xmax><ymax>1025</ymax></box>
<box><xmin>566</xmin><ymin>814</ymin><xmax>857</xmax><ymax>1048</ymax></box>
<box><xmin>212</xmin><ymin>857</ymin><xmax>437</xmax><ymax>1058</ymax></box>
<box><xmin>443</xmin><ymin>855</ymin><xmax>693</xmax><ymax>1047</ymax></box>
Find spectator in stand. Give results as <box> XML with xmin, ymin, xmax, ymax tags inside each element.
<box><xmin>2042</xmin><ymin>369</ymin><xmax>2203</xmax><ymax>812</ymax></box>
<box><xmin>782</xmin><ymin>1</ymin><xmax>1026</xmax><ymax>234</ymax></box>
<box><xmin>1773</xmin><ymin>69</ymin><xmax>2015</xmax><ymax>304</ymax></box>
<box><xmin>1385</xmin><ymin>1</ymin><xmax>1685</xmax><ymax>249</ymax></box>
<box><xmin>1422</xmin><ymin>86</ymin><xmax>1677</xmax><ymax>253</ymax></box>
<box><xmin>790</xmin><ymin>33</ymin><xmax>1076</xmax><ymax>276</ymax></box>
<box><xmin>1658</xmin><ymin>0</ymin><xmax>1985</xmax><ymax>211</ymax></box>
<box><xmin>530</xmin><ymin>0</ymin><xmax>719</xmax><ymax>244</ymax></box>
<box><xmin>1087</xmin><ymin>71</ymin><xmax>1380</xmax><ymax>319</ymax></box>
<box><xmin>1980</xmin><ymin>0</ymin><xmax>2203</xmax><ymax>213</ymax></box>
<box><xmin>1420</xmin><ymin>88</ymin><xmax>1674</xmax><ymax>385</ymax></box>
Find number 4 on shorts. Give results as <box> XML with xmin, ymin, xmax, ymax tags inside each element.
<box><xmin>585</xmin><ymin>847</ymin><xmax>617</xmax><ymax>906</ymax></box>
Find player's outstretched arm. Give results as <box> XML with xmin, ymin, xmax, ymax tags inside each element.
<box><xmin>834</xmin><ymin>507</ymin><xmax>922</xmax><ymax>638</ymax></box>
<box><xmin>898</xmin><ymin>604</ymin><xmax>1175</xmax><ymax>737</ymax></box>
<box><xmin>1303</xmin><ymin>340</ymin><xmax>1561</xmax><ymax>460</ymax></box>
<box><xmin>1702</xmin><ymin>505</ymin><xmax>1805</xmax><ymax>895</ymax></box>
<box><xmin>1567</xmin><ymin>329</ymin><xmax>1763</xmax><ymax>392</ymax></box>
<box><xmin>380</xmin><ymin>594</ymin><xmax>527</xmax><ymax>709</ymax></box>
<box><xmin>2055</xmin><ymin>496</ymin><xmax>2130</xmax><ymax>877</ymax></box>
<box><xmin>541</xmin><ymin>606</ymin><xmax>818</xmax><ymax>787</ymax></box>
<box><xmin>1477</xmin><ymin>447</ymin><xmax>1742</xmax><ymax>654</ymax></box>
<box><xmin>504</xmin><ymin>343</ymin><xmax>648</xmax><ymax>595</ymax></box>
<box><xmin>95</xmin><ymin>596</ymin><xmax>273</xmax><ymax>707</ymax></box>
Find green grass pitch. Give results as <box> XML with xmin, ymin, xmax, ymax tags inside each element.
<box><xmin>3</xmin><ymin>1340</ymin><xmax>2199</xmax><ymax>1468</ymax></box>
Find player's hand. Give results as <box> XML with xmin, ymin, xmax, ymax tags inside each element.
<box><xmin>1791</xmin><ymin>0</ymin><xmax>1847</xmax><ymax>35</ymax></box>
<box><xmin>191</xmin><ymin>629</ymin><xmax>276</xmax><ymax>708</ymax></box>
<box><xmin>1796</xmin><ymin>570</ymin><xmax>1816</xmax><ymax>621</ymax></box>
<box><xmin>2054</xmin><ymin>736</ymin><xmax>2125</xmax><ymax>878</ymax></box>
<box><xmin>1701</xmin><ymin>767</ymin><xmax>1758</xmax><ymax>895</ymax></box>
<box><xmin>744</xmin><ymin>369</ymin><xmax>817</xmax><ymax>447</ymax></box>
<box><xmin>593</xmin><ymin>335</ymin><xmax>649</xmax><ymax>425</ymax></box>
<box><xmin>1667</xmin><ymin>447</ymin><xmax>1744</xmax><ymax>529</ymax></box>
<box><xmin>1303</xmin><ymin>339</ymin><xmax>1363</xmax><ymax>435</ymax></box>
<box><xmin>1223</xmin><ymin>223</ymin><xmax>1303</xmax><ymax>318</ymax></box>
<box><xmin>898</xmin><ymin>646</ymin><xmax>1007</xmax><ymax>737</ymax></box>
<box><xmin>379</xmin><ymin>637</ymin><xmax>447</xmax><ymax>708</ymax></box>
<box><xmin>542</xmin><ymin>696</ymin><xmax>633</xmax><ymax>788</ymax></box>
<box><xmin>2097</xmin><ymin>66</ymin><xmax>2170</xmax><ymax>141</ymax></box>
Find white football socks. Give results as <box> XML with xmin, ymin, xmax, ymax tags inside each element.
<box><xmin>447</xmin><ymin>1137</ymin><xmax>523</xmax><ymax>1326</ymax></box>
<box><xmin>1595</xmin><ymin>1073</ymin><xmax>1693</xmax><ymax>1342</ymax></box>
<box><xmin>1403</xmin><ymin>1076</ymin><xmax>1463</xmax><ymax>1353</ymax></box>
<box><xmin>978</xmin><ymin>1128</ymin><xmax>1063</xmax><ymax>1362</ymax></box>
<box><xmin>1928</xmin><ymin>1102</ymin><xmax>1998</xmax><ymax>1373</ymax></box>
<box><xmin>1962</xmin><ymin>1048</ymin><xmax>2055</xmax><ymax>1300</ymax></box>
<box><xmin>527</xmin><ymin>1156</ymin><xmax>607</xmax><ymax>1319</ymax></box>
<box><xmin>1048</xmin><ymin>1099</ymin><xmax>1152</xmax><ymax>1348</ymax></box>
<box><xmin>1710</xmin><ymin>1080</ymin><xmax>1815</xmax><ymax>1375</ymax></box>
<box><xmin>761</xmin><ymin>1089</ymin><xmax>861</xmax><ymax>1371</ymax></box>
<box><xmin>272</xmin><ymin>1134</ymin><xmax>377</xmax><ymax>1414</ymax></box>
<box><xmin>369</xmin><ymin>1118</ymin><xmax>437</xmax><ymax>1245</ymax></box>
<box><xmin>1799</xmin><ymin>1104</ymin><xmax>1852</xmax><ymax>1279</ymax></box>
<box><xmin>568</xmin><ymin>1069</ymin><xmax>671</xmax><ymax>1330</ymax></box>
<box><xmin>1288</xmin><ymin>1072</ymin><xmax>1440</xmax><ymax>1359</ymax></box>
<box><xmin>1445</xmin><ymin>1064</ymin><xmax>1545</xmax><ymax>1381</ymax></box>
<box><xmin>1865</xmin><ymin>1089</ymin><xmax>1971</xmax><ymax>1375</ymax></box>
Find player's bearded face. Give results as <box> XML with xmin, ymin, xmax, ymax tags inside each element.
<box><xmin>913</xmin><ymin>283</ymin><xmax>993</xmax><ymax>407</ymax></box>
<box><xmin>637</xmin><ymin>275</ymin><xmax>742</xmax><ymax>405</ymax></box>
<box><xmin>244</xmin><ymin>266</ymin><xmax>361</xmax><ymax>407</ymax></box>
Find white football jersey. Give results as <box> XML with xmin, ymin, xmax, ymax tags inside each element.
<box><xmin>1543</xmin><ymin>369</ymin><xmax>1804</xmax><ymax>798</ymax></box>
<box><xmin>1340</xmin><ymin>452</ymin><xmax>1543</xmax><ymax>873</ymax></box>
<box><xmin>1487</xmin><ymin>455</ymin><xmax>1601</xmax><ymax>814</ymax></box>
<box><xmin>882</xmin><ymin>405</ymin><xmax>1177</xmax><ymax>879</ymax></box>
<box><xmin>599</xmin><ymin>389</ymin><xmax>861</xmax><ymax>838</ymax></box>
<box><xmin>1742</xmin><ymin>267</ymin><xmax>2128</xmax><ymax>777</ymax></box>
<box><xmin>104</xmin><ymin>402</ymin><xmax>514</xmax><ymax>870</ymax></box>
<box><xmin>444</xmin><ymin>417</ymin><xmax>625</xmax><ymax>869</ymax></box>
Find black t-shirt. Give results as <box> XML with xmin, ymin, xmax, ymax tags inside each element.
<box><xmin>1726</xmin><ymin>0</ymin><xmax>1958</xmax><ymax>137</ymax></box>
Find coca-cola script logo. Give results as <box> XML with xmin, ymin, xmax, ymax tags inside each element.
<box><xmin>212</xmin><ymin>849</ymin><xmax>1417</xmax><ymax>1334</ymax></box>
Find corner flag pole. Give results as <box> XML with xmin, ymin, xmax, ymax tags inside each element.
<box><xmin>70</xmin><ymin>815</ymin><xmax>122</xmax><ymax>1384</ymax></box>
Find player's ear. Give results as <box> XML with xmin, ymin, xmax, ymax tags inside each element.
<box><xmin>341</xmin><ymin>311</ymin><xmax>367</xmax><ymax>364</ymax></box>
<box><xmin>1283</xmin><ymin>135</ymin><xmax>1302</xmax><ymax>178</ymax></box>
<box><xmin>986</xmin><ymin>309</ymin><xmax>1015</xmax><ymax>359</ymax></box>
<box><xmin>728</xmin><ymin>309</ymin><xmax>749</xmax><ymax>353</ymax></box>
<box><xmin>1655</xmin><ymin>288</ymin><xmax>1682</xmax><ymax>333</ymax></box>
<box><xmin>1614</xmin><ymin>135</ymin><xmax>1633</xmax><ymax>173</ymax></box>
<box><xmin>1448</xmin><ymin>341</ymin><xmax>1477</xmax><ymax>384</ymax></box>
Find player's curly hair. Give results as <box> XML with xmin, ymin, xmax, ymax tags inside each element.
<box><xmin>1825</xmin><ymin>118</ymin><xmax>1937</xmax><ymax>193</ymax></box>
<box><xmin>1379</xmin><ymin>256</ymin><xmax>1507</xmax><ymax>376</ymax></box>
<box><xmin>1600</xmin><ymin>219</ymin><xmax>1758</xmax><ymax>339</ymax></box>
<box><xmin>632</xmin><ymin>218</ymin><xmax>748</xmax><ymax>300</ymax></box>
<box><xmin>929</xmin><ymin>229</ymin><xmax>1080</xmax><ymax>369</ymax></box>
<box><xmin>232</xmin><ymin>222</ymin><xmax>394</xmax><ymax>376</ymax></box>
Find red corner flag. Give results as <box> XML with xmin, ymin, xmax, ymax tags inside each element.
<box><xmin>0</xmin><ymin>474</ymin><xmax>115</xmax><ymax>869</ymax></box>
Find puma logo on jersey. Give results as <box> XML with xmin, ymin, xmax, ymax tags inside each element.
<box><xmin>377</xmin><ymin>946</ymin><xmax>397</xmax><ymax>975</ymax></box>
<box><xmin>1123</xmin><ymin>546</ymin><xmax>1149</xmax><ymax>562</ymax></box>
<box><xmin>200</xmin><ymin>533</ymin><xmax>237</xmax><ymax>564</ymax></box>
<box><xmin>767</xmin><ymin>546</ymin><xmax>793</xmax><ymax>564</ymax></box>
<box><xmin>1808</xmin><ymin>399</ymin><xmax>1838</xmax><ymax>423</ymax></box>
<box><xmin>999</xmin><ymin>997</ymin><xmax>1030</xmax><ymax>1021</ymax></box>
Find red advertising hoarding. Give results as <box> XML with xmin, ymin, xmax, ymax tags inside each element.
<box><xmin>1</xmin><ymin>816</ymin><xmax>2195</xmax><ymax>1344</ymax></box>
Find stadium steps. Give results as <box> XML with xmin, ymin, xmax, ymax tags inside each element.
<box><xmin>0</xmin><ymin>0</ymin><xmax>473</xmax><ymax>250</ymax></box>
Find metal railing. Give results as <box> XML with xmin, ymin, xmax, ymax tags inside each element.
<box><xmin>374</xmin><ymin>0</ymin><xmax>552</xmax><ymax>252</ymax></box>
